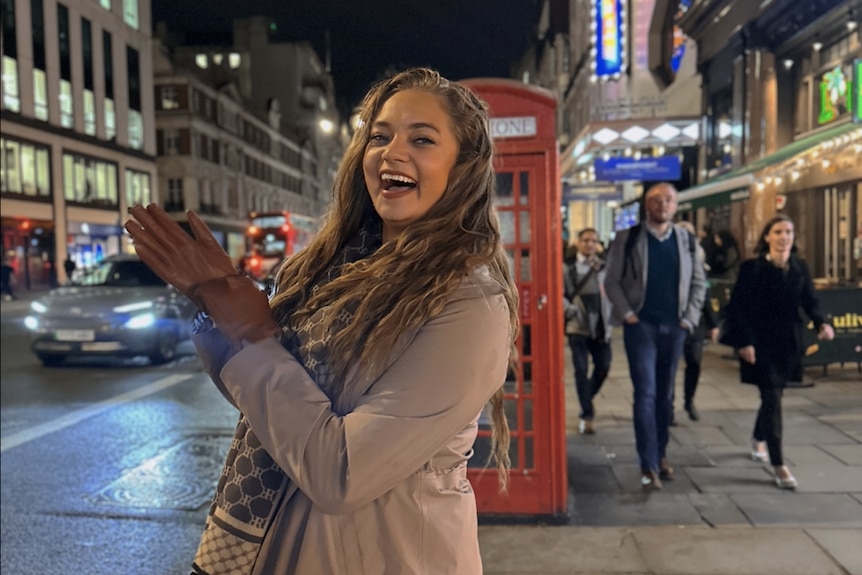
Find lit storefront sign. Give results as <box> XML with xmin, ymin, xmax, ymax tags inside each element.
<box><xmin>854</xmin><ymin>59</ymin><xmax>862</xmax><ymax>124</ymax></box>
<box><xmin>595</xmin><ymin>156</ymin><xmax>682</xmax><ymax>182</ymax></box>
<box><xmin>817</xmin><ymin>63</ymin><xmax>854</xmax><ymax>126</ymax></box>
<box><xmin>592</xmin><ymin>0</ymin><xmax>626</xmax><ymax>80</ymax></box>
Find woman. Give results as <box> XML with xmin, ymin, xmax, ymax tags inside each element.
<box><xmin>725</xmin><ymin>214</ymin><xmax>833</xmax><ymax>489</ymax></box>
<box><xmin>125</xmin><ymin>68</ymin><xmax>518</xmax><ymax>574</ymax></box>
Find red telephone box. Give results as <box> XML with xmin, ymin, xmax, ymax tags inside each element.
<box><xmin>460</xmin><ymin>79</ymin><xmax>567</xmax><ymax>520</ymax></box>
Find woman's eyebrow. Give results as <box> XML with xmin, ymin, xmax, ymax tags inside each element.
<box><xmin>371</xmin><ymin>120</ymin><xmax>441</xmax><ymax>134</ymax></box>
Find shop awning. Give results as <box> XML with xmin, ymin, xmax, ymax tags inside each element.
<box><xmin>677</xmin><ymin>120</ymin><xmax>860</xmax><ymax>208</ymax></box>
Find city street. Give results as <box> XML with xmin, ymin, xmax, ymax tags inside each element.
<box><xmin>1</xmin><ymin>294</ymin><xmax>239</xmax><ymax>575</ymax></box>
<box><xmin>2</xmin><ymin>291</ymin><xmax>861</xmax><ymax>575</ymax></box>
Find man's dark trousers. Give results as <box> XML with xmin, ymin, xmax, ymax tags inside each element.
<box><xmin>623</xmin><ymin>321</ymin><xmax>687</xmax><ymax>472</ymax></box>
<box><xmin>567</xmin><ymin>333</ymin><xmax>611</xmax><ymax>421</ymax></box>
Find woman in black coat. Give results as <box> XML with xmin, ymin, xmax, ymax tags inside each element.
<box><xmin>725</xmin><ymin>214</ymin><xmax>834</xmax><ymax>489</ymax></box>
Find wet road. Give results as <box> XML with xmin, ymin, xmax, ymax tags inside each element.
<box><xmin>1</xmin><ymin>307</ymin><xmax>238</xmax><ymax>575</ymax></box>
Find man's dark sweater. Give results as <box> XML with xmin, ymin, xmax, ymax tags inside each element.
<box><xmin>638</xmin><ymin>231</ymin><xmax>680</xmax><ymax>326</ymax></box>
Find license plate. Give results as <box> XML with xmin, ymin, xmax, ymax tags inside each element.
<box><xmin>56</xmin><ymin>329</ymin><xmax>95</xmax><ymax>342</ymax></box>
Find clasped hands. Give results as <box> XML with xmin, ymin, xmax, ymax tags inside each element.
<box><xmin>125</xmin><ymin>204</ymin><xmax>279</xmax><ymax>349</ymax></box>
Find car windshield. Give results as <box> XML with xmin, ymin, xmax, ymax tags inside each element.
<box><xmin>74</xmin><ymin>260</ymin><xmax>166</xmax><ymax>287</ymax></box>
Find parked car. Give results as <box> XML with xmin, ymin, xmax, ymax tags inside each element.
<box><xmin>24</xmin><ymin>255</ymin><xmax>197</xmax><ymax>366</ymax></box>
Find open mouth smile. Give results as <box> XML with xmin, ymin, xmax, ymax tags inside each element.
<box><xmin>381</xmin><ymin>172</ymin><xmax>417</xmax><ymax>194</ymax></box>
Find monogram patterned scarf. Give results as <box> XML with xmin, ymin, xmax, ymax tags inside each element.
<box><xmin>191</xmin><ymin>220</ymin><xmax>382</xmax><ymax>575</ymax></box>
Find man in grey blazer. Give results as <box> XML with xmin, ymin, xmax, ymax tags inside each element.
<box><xmin>603</xmin><ymin>183</ymin><xmax>706</xmax><ymax>491</ymax></box>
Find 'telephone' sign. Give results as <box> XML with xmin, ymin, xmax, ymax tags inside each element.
<box><xmin>489</xmin><ymin>116</ymin><xmax>537</xmax><ymax>139</ymax></box>
<box><xmin>592</xmin><ymin>0</ymin><xmax>626</xmax><ymax>79</ymax></box>
<box><xmin>855</xmin><ymin>59</ymin><xmax>862</xmax><ymax>123</ymax></box>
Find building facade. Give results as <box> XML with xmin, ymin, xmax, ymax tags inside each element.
<box><xmin>152</xmin><ymin>36</ymin><xmax>325</xmax><ymax>266</ymax></box>
<box><xmin>516</xmin><ymin>0</ymin><xmax>704</xmax><ymax>243</ymax></box>
<box><xmin>1</xmin><ymin>0</ymin><xmax>156</xmax><ymax>289</ymax></box>
<box><xmin>677</xmin><ymin>0</ymin><xmax>861</xmax><ymax>282</ymax></box>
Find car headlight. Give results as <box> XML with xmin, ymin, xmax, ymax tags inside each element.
<box><xmin>114</xmin><ymin>301</ymin><xmax>154</xmax><ymax>313</ymax></box>
<box><xmin>24</xmin><ymin>316</ymin><xmax>39</xmax><ymax>330</ymax></box>
<box><xmin>30</xmin><ymin>301</ymin><xmax>47</xmax><ymax>314</ymax></box>
<box><xmin>124</xmin><ymin>313</ymin><xmax>156</xmax><ymax>329</ymax></box>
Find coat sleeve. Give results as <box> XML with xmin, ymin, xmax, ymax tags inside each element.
<box><xmin>728</xmin><ymin>259</ymin><xmax>757</xmax><ymax>348</ymax></box>
<box><xmin>562</xmin><ymin>263</ymin><xmax>578</xmax><ymax>321</ymax></box>
<box><xmin>217</xmin><ymin>291</ymin><xmax>511</xmax><ymax>515</ymax></box>
<box><xmin>797</xmin><ymin>258</ymin><xmax>826</xmax><ymax>329</ymax></box>
<box><xmin>602</xmin><ymin>230</ymin><xmax>632</xmax><ymax>322</ymax></box>
<box><xmin>682</xmin><ymin>242</ymin><xmax>707</xmax><ymax>331</ymax></box>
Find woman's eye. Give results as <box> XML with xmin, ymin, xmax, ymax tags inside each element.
<box><xmin>414</xmin><ymin>136</ymin><xmax>434</xmax><ymax>145</ymax></box>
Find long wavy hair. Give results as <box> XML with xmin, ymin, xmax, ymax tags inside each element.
<box><xmin>270</xmin><ymin>67</ymin><xmax>518</xmax><ymax>488</ymax></box>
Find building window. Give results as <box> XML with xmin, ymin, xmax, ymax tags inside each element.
<box><xmin>59</xmin><ymin>80</ymin><xmax>73</xmax><ymax>128</ymax></box>
<box><xmin>0</xmin><ymin>137</ymin><xmax>51</xmax><ymax>198</ymax></box>
<box><xmin>105</xmin><ymin>99</ymin><xmax>116</xmax><ymax>141</ymax></box>
<box><xmin>103</xmin><ymin>31</ymin><xmax>114</xmax><ymax>99</ymax></box>
<box><xmin>228</xmin><ymin>52</ymin><xmax>241</xmax><ymax>69</ymax></box>
<box><xmin>123</xmin><ymin>0</ymin><xmax>138</xmax><ymax>29</ymax></box>
<box><xmin>1</xmin><ymin>0</ymin><xmax>19</xmax><ymax>112</ymax></box>
<box><xmin>160</xmin><ymin>86</ymin><xmax>178</xmax><ymax>109</ymax></box>
<box><xmin>83</xmin><ymin>90</ymin><xmax>96</xmax><ymax>135</ymax></box>
<box><xmin>165</xmin><ymin>178</ymin><xmax>184</xmax><ymax>212</ymax></box>
<box><xmin>32</xmin><ymin>69</ymin><xmax>48</xmax><ymax>120</ymax></box>
<box><xmin>125</xmin><ymin>169</ymin><xmax>151</xmax><ymax>207</ymax></box>
<box><xmin>127</xmin><ymin>46</ymin><xmax>142</xmax><ymax>149</ymax></box>
<box><xmin>63</xmin><ymin>152</ymin><xmax>118</xmax><ymax>206</ymax></box>
<box><xmin>195</xmin><ymin>54</ymin><xmax>208</xmax><ymax>69</ymax></box>
<box><xmin>163</xmin><ymin>129</ymin><xmax>179</xmax><ymax>155</ymax></box>
<box><xmin>100</xmin><ymin>0</ymin><xmax>111</xmax><ymax>9</ymax></box>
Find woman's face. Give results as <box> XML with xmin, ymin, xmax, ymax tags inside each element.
<box><xmin>363</xmin><ymin>89</ymin><xmax>459</xmax><ymax>242</ymax></box>
<box><xmin>765</xmin><ymin>220</ymin><xmax>794</xmax><ymax>253</ymax></box>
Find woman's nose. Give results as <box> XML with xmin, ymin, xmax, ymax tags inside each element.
<box><xmin>381</xmin><ymin>137</ymin><xmax>408</xmax><ymax>162</ymax></box>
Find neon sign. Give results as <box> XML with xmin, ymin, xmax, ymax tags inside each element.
<box><xmin>592</xmin><ymin>0</ymin><xmax>626</xmax><ymax>79</ymax></box>
<box><xmin>818</xmin><ymin>64</ymin><xmax>854</xmax><ymax>125</ymax></box>
<box><xmin>854</xmin><ymin>59</ymin><xmax>862</xmax><ymax>123</ymax></box>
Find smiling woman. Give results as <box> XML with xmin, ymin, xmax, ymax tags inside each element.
<box><xmin>124</xmin><ymin>67</ymin><xmax>519</xmax><ymax>575</ymax></box>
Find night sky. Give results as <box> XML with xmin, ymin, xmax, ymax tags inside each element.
<box><xmin>151</xmin><ymin>0</ymin><xmax>541</xmax><ymax>115</ymax></box>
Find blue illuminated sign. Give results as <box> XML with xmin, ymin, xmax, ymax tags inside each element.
<box><xmin>594</xmin><ymin>0</ymin><xmax>625</xmax><ymax>78</ymax></box>
<box><xmin>594</xmin><ymin>156</ymin><xmax>682</xmax><ymax>182</ymax></box>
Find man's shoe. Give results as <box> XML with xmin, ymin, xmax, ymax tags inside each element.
<box><xmin>659</xmin><ymin>458</ymin><xmax>675</xmax><ymax>480</ymax></box>
<box><xmin>774</xmin><ymin>466</ymin><xmax>798</xmax><ymax>490</ymax></box>
<box><xmin>578</xmin><ymin>419</ymin><xmax>595</xmax><ymax>435</ymax></box>
<box><xmin>640</xmin><ymin>471</ymin><xmax>663</xmax><ymax>492</ymax></box>
<box><xmin>685</xmin><ymin>402</ymin><xmax>700</xmax><ymax>421</ymax></box>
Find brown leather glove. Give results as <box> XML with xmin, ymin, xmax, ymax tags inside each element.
<box><xmin>125</xmin><ymin>204</ymin><xmax>279</xmax><ymax>348</ymax></box>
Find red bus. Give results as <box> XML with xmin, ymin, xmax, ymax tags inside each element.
<box><xmin>242</xmin><ymin>211</ymin><xmax>319</xmax><ymax>280</ymax></box>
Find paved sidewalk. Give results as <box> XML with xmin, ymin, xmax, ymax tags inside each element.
<box><xmin>479</xmin><ymin>338</ymin><xmax>862</xmax><ymax>574</ymax></box>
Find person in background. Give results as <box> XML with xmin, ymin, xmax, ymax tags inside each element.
<box><xmin>563</xmin><ymin>228</ymin><xmax>612</xmax><ymax>435</ymax></box>
<box><xmin>675</xmin><ymin>221</ymin><xmax>720</xmax><ymax>423</ymax></box>
<box><xmin>723</xmin><ymin>214</ymin><xmax>833</xmax><ymax>489</ymax></box>
<box><xmin>1</xmin><ymin>257</ymin><xmax>17</xmax><ymax>301</ymax></box>
<box><xmin>603</xmin><ymin>183</ymin><xmax>706</xmax><ymax>491</ymax></box>
<box><xmin>125</xmin><ymin>67</ymin><xmax>519</xmax><ymax>574</ymax></box>
<box><xmin>63</xmin><ymin>254</ymin><xmax>77</xmax><ymax>284</ymax></box>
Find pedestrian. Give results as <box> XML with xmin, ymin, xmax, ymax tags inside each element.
<box><xmin>603</xmin><ymin>182</ymin><xmax>706</xmax><ymax>491</ymax></box>
<box><xmin>63</xmin><ymin>254</ymin><xmax>77</xmax><ymax>284</ymax></box>
<box><xmin>675</xmin><ymin>221</ymin><xmax>719</xmax><ymax>422</ymax></box>
<box><xmin>721</xmin><ymin>214</ymin><xmax>833</xmax><ymax>489</ymax></box>
<box><xmin>1</xmin><ymin>258</ymin><xmax>17</xmax><ymax>301</ymax></box>
<box><xmin>563</xmin><ymin>228</ymin><xmax>612</xmax><ymax>435</ymax></box>
<box><xmin>125</xmin><ymin>67</ymin><xmax>519</xmax><ymax>574</ymax></box>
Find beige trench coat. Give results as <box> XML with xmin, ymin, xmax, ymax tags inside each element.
<box><xmin>197</xmin><ymin>269</ymin><xmax>511</xmax><ymax>574</ymax></box>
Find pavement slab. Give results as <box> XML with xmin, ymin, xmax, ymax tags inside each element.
<box><xmin>786</xmin><ymin>424</ymin><xmax>860</xmax><ymax>444</ymax></box>
<box><xmin>806</xmin><ymin>528</ymin><xmax>862</xmax><ymax>575</ymax></box>
<box><xmin>687</xmin><ymin>493</ymin><xmax>751</xmax><ymax>526</ymax></box>
<box><xmin>633</xmin><ymin>527</ymin><xmax>848</xmax><ymax>575</ymax></box>
<box><xmin>790</xmin><ymin>464</ymin><xmax>862</xmax><ymax>492</ymax></box>
<box><xmin>731</xmin><ymin>493</ymin><xmax>862</xmax><ymax>527</ymax></box>
<box><xmin>569</xmin><ymin>465</ymin><xmax>620</xmax><ymax>494</ymax></box>
<box><xmin>684</xmin><ymin>465</ymin><xmax>777</xmax><ymax>493</ymax></box>
<box><xmin>782</xmin><ymin>444</ymin><xmax>849</xmax><ymax>466</ymax></box>
<box><xmin>669</xmin><ymin>425</ymin><xmax>736</xmax><ymax>446</ymax></box>
<box><xmin>569</xmin><ymin>492</ymin><xmax>703</xmax><ymax>526</ymax></box>
<box><xmin>479</xmin><ymin>526</ymin><xmax>648</xmax><ymax>574</ymax></box>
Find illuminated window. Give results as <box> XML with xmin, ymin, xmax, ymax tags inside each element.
<box><xmin>33</xmin><ymin>69</ymin><xmax>48</xmax><ymax>120</ymax></box>
<box><xmin>104</xmin><ymin>98</ymin><xmax>116</xmax><ymax>140</ymax></box>
<box><xmin>100</xmin><ymin>0</ymin><xmax>110</xmax><ymax>8</ymax></box>
<box><xmin>163</xmin><ymin>129</ymin><xmax>179</xmax><ymax>155</ymax></box>
<box><xmin>125</xmin><ymin>169</ymin><xmax>151</xmax><ymax>206</ymax></box>
<box><xmin>160</xmin><ymin>86</ymin><xmax>178</xmax><ymax>109</ymax></box>
<box><xmin>228</xmin><ymin>53</ymin><xmax>241</xmax><ymax>69</ymax></box>
<box><xmin>212</xmin><ymin>54</ymin><xmax>223</xmax><ymax>66</ymax></box>
<box><xmin>128</xmin><ymin>110</ymin><xmax>143</xmax><ymax>150</ymax></box>
<box><xmin>195</xmin><ymin>54</ymin><xmax>208</xmax><ymax>69</ymax></box>
<box><xmin>83</xmin><ymin>90</ymin><xmax>96</xmax><ymax>135</ymax></box>
<box><xmin>63</xmin><ymin>152</ymin><xmax>118</xmax><ymax>205</ymax></box>
<box><xmin>123</xmin><ymin>0</ymin><xmax>138</xmax><ymax>29</ymax></box>
<box><xmin>59</xmin><ymin>79</ymin><xmax>73</xmax><ymax>128</ymax></box>
<box><xmin>2</xmin><ymin>56</ymin><xmax>19</xmax><ymax>111</ymax></box>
